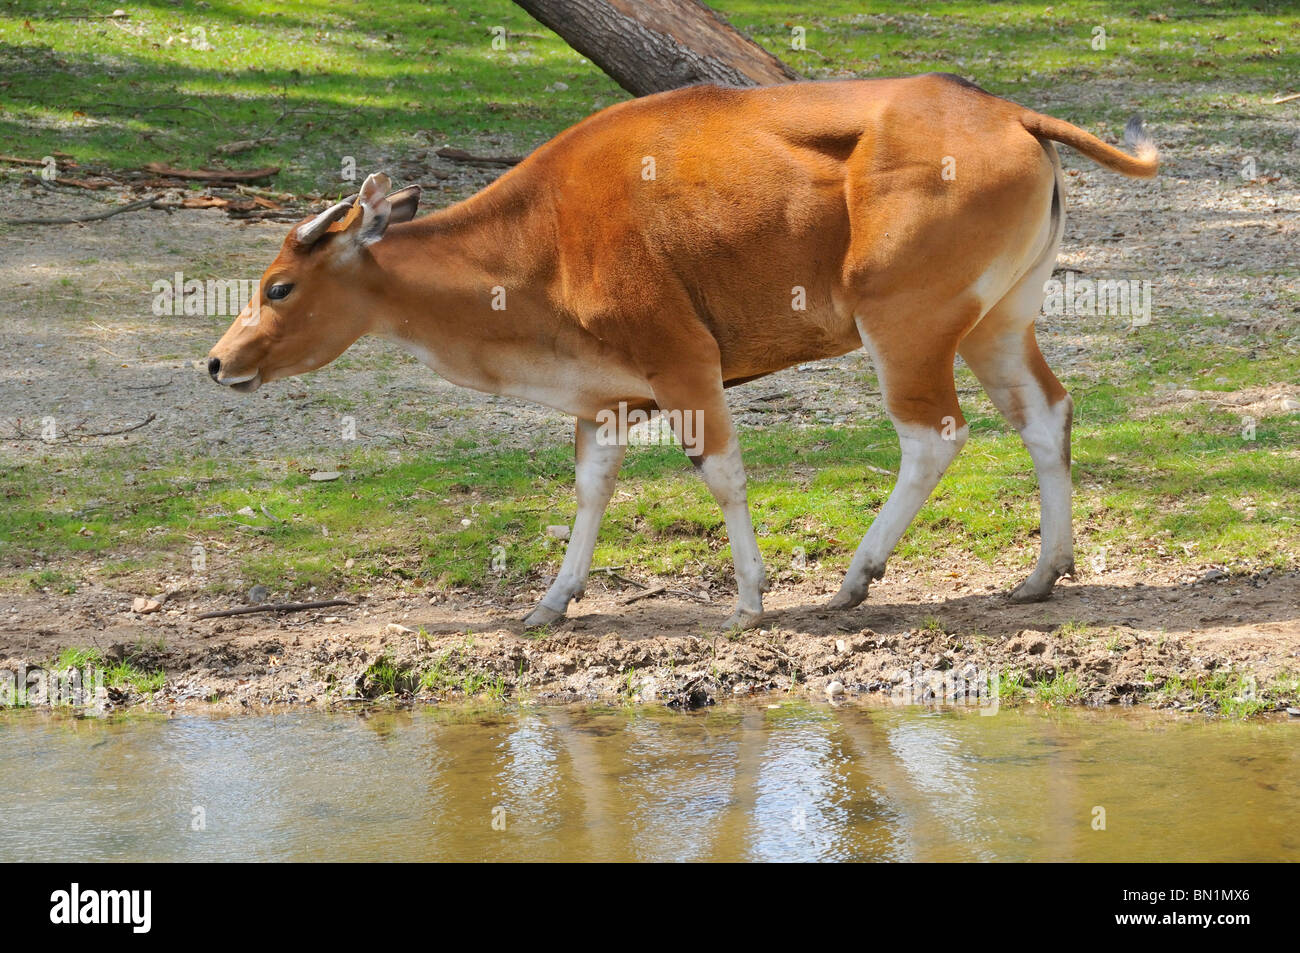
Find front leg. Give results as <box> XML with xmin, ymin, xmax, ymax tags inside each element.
<box><xmin>523</xmin><ymin>417</ymin><xmax>626</xmax><ymax>628</ymax></box>
<box><xmin>697</xmin><ymin>432</ymin><xmax>767</xmax><ymax>630</ymax></box>
<box><xmin>646</xmin><ymin>350</ymin><xmax>766</xmax><ymax>631</ymax></box>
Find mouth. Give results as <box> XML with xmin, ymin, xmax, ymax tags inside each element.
<box><xmin>219</xmin><ymin>370</ymin><xmax>263</xmax><ymax>393</ymax></box>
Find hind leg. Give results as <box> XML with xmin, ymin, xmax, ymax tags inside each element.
<box><xmin>959</xmin><ymin>317</ymin><xmax>1074</xmax><ymax>602</ymax></box>
<box><xmin>830</xmin><ymin>332</ymin><xmax>969</xmax><ymax>608</ymax></box>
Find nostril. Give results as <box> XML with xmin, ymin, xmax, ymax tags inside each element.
<box><xmin>207</xmin><ymin>357</ymin><xmax>222</xmax><ymax>380</ymax></box>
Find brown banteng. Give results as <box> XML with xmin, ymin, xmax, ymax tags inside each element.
<box><xmin>207</xmin><ymin>74</ymin><xmax>1158</xmax><ymax>630</ymax></box>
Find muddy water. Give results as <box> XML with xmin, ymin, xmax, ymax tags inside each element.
<box><xmin>1</xmin><ymin>702</ymin><xmax>1295</xmax><ymax>862</ymax></box>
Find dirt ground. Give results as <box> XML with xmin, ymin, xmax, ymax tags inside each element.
<box><xmin>2</xmin><ymin>558</ymin><xmax>1297</xmax><ymax>714</ymax></box>
<box><xmin>1</xmin><ymin>79</ymin><xmax>1297</xmax><ymax>714</ymax></box>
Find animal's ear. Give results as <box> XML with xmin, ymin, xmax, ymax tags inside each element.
<box><xmin>385</xmin><ymin>184</ymin><xmax>421</xmax><ymax>225</ymax></box>
<box><xmin>295</xmin><ymin>194</ymin><xmax>356</xmax><ymax>247</ymax></box>
<box><xmin>354</xmin><ymin>172</ymin><xmax>394</xmax><ymax>245</ymax></box>
<box><xmin>299</xmin><ymin>174</ymin><xmax>413</xmax><ymax>250</ymax></box>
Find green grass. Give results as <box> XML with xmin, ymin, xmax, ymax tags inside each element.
<box><xmin>1156</xmin><ymin>670</ymin><xmax>1278</xmax><ymax>718</ymax></box>
<box><xmin>3</xmin><ymin>392</ymin><xmax>1295</xmax><ymax>597</ymax></box>
<box><xmin>369</xmin><ymin>636</ymin><xmax>509</xmax><ymax>702</ymax></box>
<box><xmin>43</xmin><ymin>644</ymin><xmax>164</xmax><ymax>697</ymax></box>
<box><xmin>1034</xmin><ymin>671</ymin><xmax>1083</xmax><ymax>707</ymax></box>
<box><xmin>1055</xmin><ymin>620</ymin><xmax>1092</xmax><ymax>641</ymax></box>
<box><xmin>103</xmin><ymin>660</ymin><xmax>166</xmax><ymax>695</ymax></box>
<box><xmin>363</xmin><ymin>654</ymin><xmax>417</xmax><ymax>696</ymax></box>
<box><xmin>919</xmin><ymin>615</ymin><xmax>947</xmax><ymax>634</ymax></box>
<box><xmin>0</xmin><ymin>0</ymin><xmax>624</xmax><ymax>195</ymax></box>
<box><xmin>51</xmin><ymin>645</ymin><xmax>103</xmax><ymax>670</ymax></box>
<box><xmin>411</xmin><ymin>638</ymin><xmax>505</xmax><ymax>700</ymax></box>
<box><xmin>996</xmin><ymin>669</ymin><xmax>1028</xmax><ymax>702</ymax></box>
<box><xmin>1</xmin><ymin>1</ymin><xmax>1295</xmax><ymax>196</ymax></box>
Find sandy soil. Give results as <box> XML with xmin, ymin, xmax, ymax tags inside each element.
<box><xmin>2</xmin><ymin>559</ymin><xmax>1296</xmax><ymax>714</ymax></box>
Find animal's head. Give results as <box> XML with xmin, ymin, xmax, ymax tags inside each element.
<box><xmin>206</xmin><ymin>172</ymin><xmax>420</xmax><ymax>392</ymax></box>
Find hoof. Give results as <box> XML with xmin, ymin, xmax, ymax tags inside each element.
<box><xmin>523</xmin><ymin>602</ymin><xmax>566</xmax><ymax>628</ymax></box>
<box><xmin>828</xmin><ymin>565</ymin><xmax>882</xmax><ymax>610</ymax></box>
<box><xmin>828</xmin><ymin>576</ymin><xmax>875</xmax><ymax>609</ymax></box>
<box><xmin>1008</xmin><ymin>583</ymin><xmax>1053</xmax><ymax>604</ymax></box>
<box><xmin>1009</xmin><ymin>566</ymin><xmax>1070</xmax><ymax>604</ymax></box>
<box><xmin>721</xmin><ymin>607</ymin><xmax>764</xmax><ymax>631</ymax></box>
<box><xmin>826</xmin><ymin>588</ymin><xmax>866</xmax><ymax>610</ymax></box>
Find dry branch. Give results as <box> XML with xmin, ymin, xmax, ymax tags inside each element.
<box><xmin>2</xmin><ymin>194</ymin><xmax>165</xmax><ymax>226</ymax></box>
<box><xmin>141</xmin><ymin>163</ymin><xmax>280</xmax><ymax>183</ymax></box>
<box><xmin>435</xmin><ymin>147</ymin><xmax>524</xmax><ymax>167</ymax></box>
<box><xmin>0</xmin><ymin>155</ymin><xmax>52</xmax><ymax>167</ymax></box>
<box><xmin>195</xmin><ymin>600</ymin><xmax>356</xmax><ymax>620</ymax></box>
<box><xmin>1</xmin><ymin>413</ymin><xmax>158</xmax><ymax>441</ymax></box>
<box><xmin>620</xmin><ymin>584</ymin><xmax>668</xmax><ymax>604</ymax></box>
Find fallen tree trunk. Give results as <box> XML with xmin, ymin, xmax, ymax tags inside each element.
<box><xmin>512</xmin><ymin>0</ymin><xmax>799</xmax><ymax>96</ymax></box>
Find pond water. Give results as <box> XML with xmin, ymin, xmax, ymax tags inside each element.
<box><xmin>1</xmin><ymin>702</ymin><xmax>1295</xmax><ymax>862</ymax></box>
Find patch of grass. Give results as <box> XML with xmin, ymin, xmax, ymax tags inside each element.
<box><xmin>51</xmin><ymin>646</ymin><xmax>105</xmax><ymax>670</ymax></box>
<box><xmin>1156</xmin><ymin>670</ymin><xmax>1275</xmax><ymax>718</ymax></box>
<box><xmin>417</xmin><ymin>650</ymin><xmax>456</xmax><ymax>694</ymax></box>
<box><xmin>413</xmin><ymin>638</ymin><xmax>504</xmax><ymax>700</ymax></box>
<box><xmin>731</xmin><ymin>0</ymin><xmax>1299</xmax><ymax>94</ymax></box>
<box><xmin>27</xmin><ymin>568</ymin><xmax>74</xmax><ymax>593</ymax></box>
<box><xmin>1056</xmin><ymin>620</ymin><xmax>1092</xmax><ymax>641</ymax></box>
<box><xmin>996</xmin><ymin>669</ymin><xmax>1028</xmax><ymax>702</ymax></box>
<box><xmin>363</xmin><ymin>654</ymin><xmax>416</xmax><ymax>697</ymax></box>
<box><xmin>0</xmin><ymin>0</ymin><xmax>623</xmax><ymax>195</ymax></box>
<box><xmin>1034</xmin><ymin>671</ymin><xmax>1083</xmax><ymax>707</ymax></box>
<box><xmin>104</xmin><ymin>660</ymin><xmax>165</xmax><ymax>695</ymax></box>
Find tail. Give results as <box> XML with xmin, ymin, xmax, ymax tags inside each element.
<box><xmin>1019</xmin><ymin>111</ymin><xmax>1159</xmax><ymax>178</ymax></box>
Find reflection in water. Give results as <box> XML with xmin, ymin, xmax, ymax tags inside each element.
<box><xmin>1</xmin><ymin>702</ymin><xmax>1295</xmax><ymax>862</ymax></box>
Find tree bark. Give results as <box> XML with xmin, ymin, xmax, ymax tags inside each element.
<box><xmin>513</xmin><ymin>0</ymin><xmax>799</xmax><ymax>96</ymax></box>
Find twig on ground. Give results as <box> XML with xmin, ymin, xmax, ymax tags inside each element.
<box><xmin>3</xmin><ymin>194</ymin><xmax>165</xmax><ymax>225</ymax></box>
<box><xmin>195</xmin><ymin>600</ymin><xmax>356</xmax><ymax>620</ymax></box>
<box><xmin>666</xmin><ymin>587</ymin><xmax>710</xmax><ymax>602</ymax></box>
<box><xmin>1</xmin><ymin>413</ymin><xmax>158</xmax><ymax>441</ymax></box>
<box><xmin>79</xmin><ymin>413</ymin><xmax>158</xmax><ymax>437</ymax></box>
<box><xmin>608</xmin><ymin>572</ymin><xmax>647</xmax><ymax>590</ymax></box>
<box><xmin>36</xmin><ymin>11</ymin><xmax>130</xmax><ymax>19</ymax></box>
<box><xmin>0</xmin><ymin>155</ymin><xmax>52</xmax><ymax>167</ymax></box>
<box><xmin>620</xmin><ymin>584</ymin><xmax>667</xmax><ymax>605</ymax></box>
<box><xmin>233</xmin><ymin>183</ymin><xmax>298</xmax><ymax>203</ymax></box>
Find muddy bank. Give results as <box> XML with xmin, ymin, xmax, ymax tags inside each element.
<box><xmin>3</xmin><ymin>564</ymin><xmax>1297</xmax><ymax>717</ymax></box>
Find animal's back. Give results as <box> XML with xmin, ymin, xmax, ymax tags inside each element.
<box><xmin>507</xmin><ymin>76</ymin><xmax>1054</xmax><ymax>378</ymax></box>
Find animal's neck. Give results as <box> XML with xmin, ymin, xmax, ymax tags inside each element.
<box><xmin>376</xmin><ymin>173</ymin><xmax>537</xmax><ymax>293</ymax></box>
<box><xmin>363</xmin><ymin>175</ymin><xmax>564</xmax><ymax>401</ymax></box>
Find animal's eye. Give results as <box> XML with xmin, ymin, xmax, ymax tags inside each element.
<box><xmin>266</xmin><ymin>283</ymin><xmax>293</xmax><ymax>301</ymax></box>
